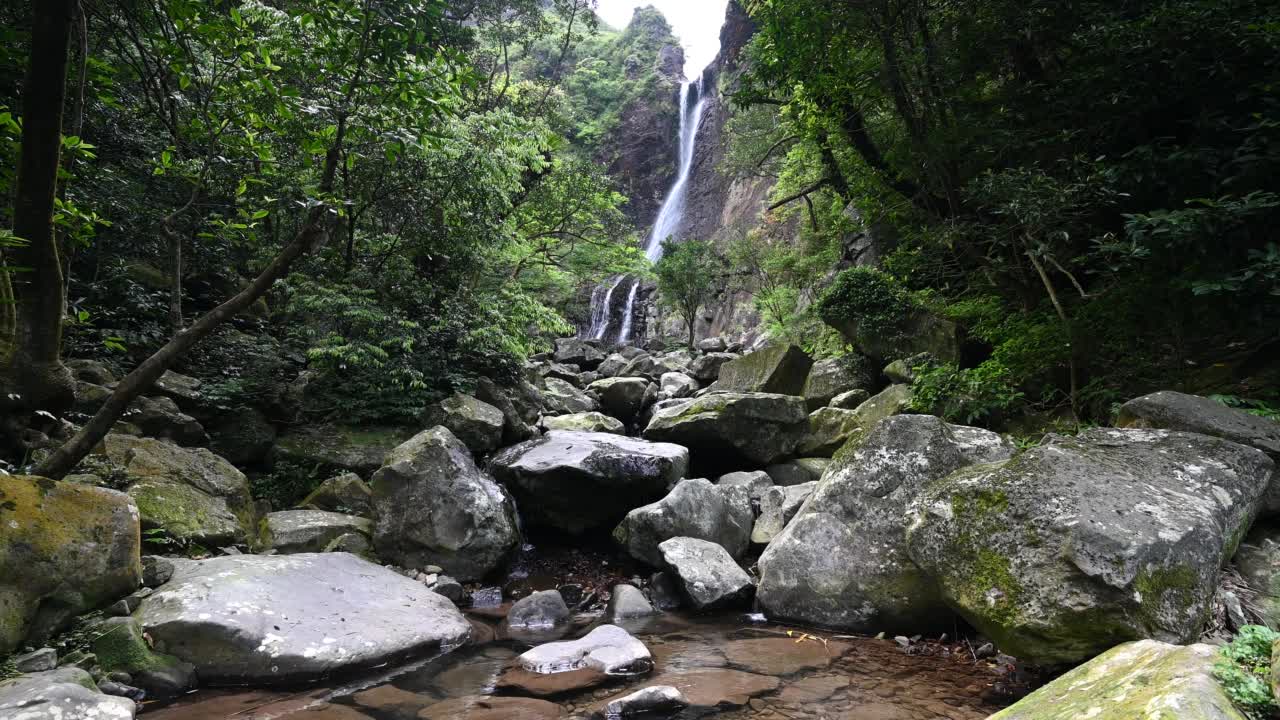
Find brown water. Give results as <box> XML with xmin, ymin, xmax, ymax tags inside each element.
<box><xmin>145</xmin><ymin>612</ymin><xmax>1015</xmax><ymax>720</ymax></box>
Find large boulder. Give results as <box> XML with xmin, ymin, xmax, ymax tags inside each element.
<box><xmin>906</xmin><ymin>428</ymin><xmax>1274</xmax><ymax>665</ymax></box>
<box><xmin>750</xmin><ymin>482</ymin><xmax>817</xmax><ymax>545</ymax></box>
<box><xmin>299</xmin><ymin>472</ymin><xmax>373</xmax><ymax>516</ymax></box>
<box><xmin>801</xmin><ymin>356</ymin><xmax>876</xmax><ymax>410</ymax></box>
<box><xmin>659</xmin><ymin>537</ymin><xmax>755</xmax><ymax>611</ymax></box>
<box><xmin>553</xmin><ymin>338</ymin><xmax>605</xmax><ymax>369</ymax></box>
<box><xmin>1118</xmin><ymin>390</ymin><xmax>1280</xmax><ymax>512</ymax></box>
<box><xmin>689</xmin><ymin>353</ymin><xmax>738</xmax><ymax>383</ymax></box>
<box><xmin>0</xmin><ymin>668</ymin><xmax>136</xmax><ymax>719</ymax></box>
<box><xmin>716</xmin><ymin>342</ymin><xmax>813</xmax><ymax>396</ymax></box>
<box><xmin>371</xmin><ymin>427</ymin><xmax>519</xmax><ymax>581</ymax></box>
<box><xmin>0</xmin><ymin>476</ymin><xmax>142</xmax><ymax>653</ymax></box>
<box><xmin>421</xmin><ymin>393</ymin><xmax>505</xmax><ymax>453</ymax></box>
<box><xmin>275</xmin><ymin>425</ymin><xmax>413</xmax><ymax>476</ymax></box>
<box><xmin>257</xmin><ymin>510</ymin><xmax>372</xmax><ymax>554</ymax></box>
<box><xmin>596</xmin><ymin>353</ymin><xmax>630</xmax><ymax>378</ymax></box>
<box><xmin>138</xmin><ymin>553</ymin><xmax>471</xmax><ymax>684</ymax></box>
<box><xmin>475</xmin><ymin>377</ymin><xmax>538</xmax><ymax>446</ymax></box>
<box><xmin>490</xmin><ymin>431</ymin><xmax>689</xmax><ymax>535</ymax></box>
<box><xmin>643</xmin><ymin>392</ymin><xmax>809</xmax><ymax>468</ymax></box>
<box><xmin>989</xmin><ymin>640</ymin><xmax>1246</xmax><ymax>720</ymax></box>
<box><xmin>619</xmin><ymin>354</ymin><xmax>684</xmax><ymax>381</ymax></box>
<box><xmin>587</xmin><ymin>376</ymin><xmax>653</xmax><ymax>423</ymax></box>
<box><xmin>541</xmin><ymin>377</ymin><xmax>599</xmax><ymax>414</ymax></box>
<box><xmin>757</xmin><ymin>416</ymin><xmax>1013</xmax><ymax>633</ymax></box>
<box><xmin>541</xmin><ymin>412</ymin><xmax>626</xmax><ymax>435</ymax></box>
<box><xmin>716</xmin><ymin>471</ymin><xmax>774</xmax><ymax>502</ymax></box>
<box><xmin>92</xmin><ymin>616</ymin><xmax>196</xmax><ymax>700</ymax></box>
<box><xmin>127</xmin><ymin>395</ymin><xmax>207</xmax><ymax>445</ymax></box>
<box><xmin>101</xmin><ymin>435</ymin><xmax>255</xmax><ymax>547</ymax></box>
<box><xmin>798</xmin><ymin>384</ymin><xmax>913</xmax><ymax>457</ymax></box>
<box><xmin>614</xmin><ymin>479</ymin><xmax>753</xmax><ymax>567</ymax></box>
<box><xmin>659</xmin><ymin>372</ymin><xmax>699</xmax><ymax>400</ymax></box>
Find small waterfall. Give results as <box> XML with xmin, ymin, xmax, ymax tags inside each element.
<box><xmin>583</xmin><ymin>72</ymin><xmax>711</xmax><ymax>346</ymax></box>
<box><xmin>645</xmin><ymin>75</ymin><xmax>710</xmax><ymax>261</ymax></box>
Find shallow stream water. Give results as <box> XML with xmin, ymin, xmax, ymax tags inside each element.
<box><xmin>145</xmin><ymin>611</ymin><xmax>1014</xmax><ymax>720</ymax></box>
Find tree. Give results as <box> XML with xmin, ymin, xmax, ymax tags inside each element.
<box><xmin>1</xmin><ymin>0</ymin><xmax>79</xmax><ymax>424</ymax></box>
<box><xmin>654</xmin><ymin>239</ymin><xmax>725</xmax><ymax>349</ymax></box>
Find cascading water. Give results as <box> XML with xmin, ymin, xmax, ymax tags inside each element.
<box><xmin>582</xmin><ymin>72</ymin><xmax>710</xmax><ymax>344</ymax></box>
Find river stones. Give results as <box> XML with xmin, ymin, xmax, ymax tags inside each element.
<box><xmin>490</xmin><ymin>431</ymin><xmax>689</xmax><ymax>535</ymax></box>
<box><xmin>0</xmin><ymin>668</ymin><xmax>136</xmax><ymax>719</ymax></box>
<box><xmin>758</xmin><ymin>415</ymin><xmax>1013</xmax><ymax>633</ymax></box>
<box><xmin>421</xmin><ymin>393</ymin><xmax>505</xmax><ymax>453</ymax></box>
<box><xmin>906</xmin><ymin>428</ymin><xmax>1274</xmax><ymax>665</ymax></box>
<box><xmin>591</xmin><ymin>685</ymin><xmax>689</xmax><ymax>718</ymax></box>
<box><xmin>257</xmin><ymin>510</ymin><xmax>372</xmax><ymax>555</ymax></box>
<box><xmin>643</xmin><ymin>392</ymin><xmax>809</xmax><ymax>468</ymax></box>
<box><xmin>1118</xmin><ymin>390</ymin><xmax>1280</xmax><ymax>512</ymax></box>
<box><xmin>989</xmin><ymin>640</ymin><xmax>1245</xmax><ymax>719</ymax></box>
<box><xmin>0</xmin><ymin>475</ymin><xmax>142</xmax><ymax>653</ymax></box>
<box><xmin>614</xmin><ymin>479</ymin><xmax>753</xmax><ymax>566</ymax></box>
<box><xmin>658</xmin><ymin>537</ymin><xmax>755</xmax><ymax>610</ymax></box>
<box><xmin>137</xmin><ymin>553</ymin><xmax>471</xmax><ymax>684</ymax></box>
<box><xmin>371</xmin><ymin>427</ymin><xmax>519</xmax><ymax>581</ymax></box>
<box><xmin>717</xmin><ymin>342</ymin><xmax>813</xmax><ymax>396</ymax></box>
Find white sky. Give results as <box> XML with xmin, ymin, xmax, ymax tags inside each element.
<box><xmin>593</xmin><ymin>0</ymin><xmax>730</xmax><ymax>78</ymax></box>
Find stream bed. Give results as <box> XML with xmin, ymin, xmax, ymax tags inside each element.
<box><xmin>145</xmin><ymin>611</ymin><xmax>1016</xmax><ymax>720</ymax></box>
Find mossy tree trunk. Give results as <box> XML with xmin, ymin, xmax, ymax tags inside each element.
<box><xmin>1</xmin><ymin>0</ymin><xmax>79</xmax><ymax>416</ymax></box>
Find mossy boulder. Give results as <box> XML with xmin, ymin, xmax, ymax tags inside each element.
<box><xmin>540</xmin><ymin>412</ymin><xmax>626</xmax><ymax>435</ymax></box>
<box><xmin>274</xmin><ymin>425</ymin><xmax>414</xmax><ymax>476</ymax></box>
<box><xmin>716</xmin><ymin>342</ymin><xmax>813</xmax><ymax>396</ymax></box>
<box><xmin>906</xmin><ymin>428</ymin><xmax>1274</xmax><ymax>665</ymax></box>
<box><xmin>0</xmin><ymin>476</ymin><xmax>142</xmax><ymax>653</ymax></box>
<box><xmin>100</xmin><ymin>434</ymin><xmax>255</xmax><ymax>547</ymax></box>
<box><xmin>817</xmin><ymin>267</ymin><xmax>961</xmax><ymax>363</ymax></box>
<box><xmin>257</xmin><ymin>510</ymin><xmax>372</xmax><ymax>555</ymax></box>
<box><xmin>421</xmin><ymin>393</ymin><xmax>505</xmax><ymax>453</ymax></box>
<box><xmin>92</xmin><ymin>616</ymin><xmax>195</xmax><ymax>700</ymax></box>
<box><xmin>798</xmin><ymin>384</ymin><xmax>913</xmax><ymax>457</ymax></box>
<box><xmin>298</xmin><ymin>472</ymin><xmax>373</xmax><ymax>516</ymax></box>
<box><xmin>757</xmin><ymin>416</ymin><xmax>1012</xmax><ymax>633</ymax></box>
<box><xmin>801</xmin><ymin>355</ymin><xmax>877</xmax><ymax>410</ymax></box>
<box><xmin>541</xmin><ymin>377</ymin><xmax>599</xmax><ymax>414</ymax></box>
<box><xmin>989</xmin><ymin>640</ymin><xmax>1245</xmax><ymax>719</ymax></box>
<box><xmin>643</xmin><ymin>392</ymin><xmax>809</xmax><ymax>469</ymax></box>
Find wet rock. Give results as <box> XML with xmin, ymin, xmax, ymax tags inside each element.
<box><xmin>14</xmin><ymin>648</ymin><xmax>56</xmax><ymax>673</ymax></box>
<box><xmin>643</xmin><ymin>392</ymin><xmax>808</xmax><ymax>468</ymax></box>
<box><xmin>721</xmin><ymin>637</ymin><xmax>849</xmax><ymax>676</ymax></box>
<box><xmin>0</xmin><ymin>476</ymin><xmax>141</xmax><ymax>653</ymax></box>
<box><xmin>553</xmin><ymin>338</ymin><xmax>605</xmax><ymax>370</ymax></box>
<box><xmin>760</xmin><ymin>415</ymin><xmax>1014</xmax><ymax>633</ymax></box>
<box><xmin>0</xmin><ymin>668</ymin><xmax>136</xmax><ymax>719</ymax></box>
<box><xmin>141</xmin><ymin>556</ymin><xmax>174</xmax><ymax>588</ymax></box>
<box><xmin>717</xmin><ymin>342</ymin><xmax>813</xmax><ymax>396</ymax></box>
<box><xmin>642</xmin><ymin>668</ymin><xmax>779</xmax><ymax>709</ymax></box>
<box><xmin>500</xmin><ymin>625</ymin><xmax>652</xmax><ymax>697</ymax></box>
<box><xmin>751</xmin><ymin>482</ymin><xmax>817</xmax><ymax>545</ymax></box>
<box><xmin>542</xmin><ymin>377</ymin><xmax>600</xmax><ymax>414</ymax></box>
<box><xmin>419</xmin><ymin>695</ymin><xmax>562</xmax><ymax>720</ymax></box>
<box><xmin>595</xmin><ymin>685</ymin><xmax>689</xmax><ymax>717</ymax></box>
<box><xmin>659</xmin><ymin>372</ymin><xmax>699</xmax><ymax>401</ymax></box>
<box><xmin>607</xmin><ymin>584</ymin><xmax>658</xmax><ymax>621</ymax></box>
<box><xmin>557</xmin><ymin>583</ymin><xmax>585</xmax><ymax>607</ymax></box>
<box><xmin>649</xmin><ymin>572</ymin><xmax>683</xmax><ymax>611</ymax></box>
<box><xmin>1118</xmin><ymin>390</ymin><xmax>1280</xmax><ymax>512</ymax></box>
<box><xmin>541</xmin><ymin>412</ymin><xmax>626</xmax><ymax>435</ymax></box>
<box><xmin>802</xmin><ymin>355</ymin><xmax>877</xmax><ymax>410</ymax></box>
<box><xmin>274</xmin><ymin>425</ymin><xmax>413</xmax><ymax>476</ymax></box>
<box><xmin>431</xmin><ymin>576</ymin><xmax>466</xmax><ymax>604</ymax></box>
<box><xmin>614</xmin><ymin>479</ymin><xmax>753</xmax><ymax>566</ymax></box>
<box><xmin>990</xmin><ymin>640</ymin><xmax>1245</xmax><ymax>719</ymax></box>
<box><xmin>830</xmin><ymin>388</ymin><xmax>872</xmax><ymax>410</ymax></box>
<box><xmin>137</xmin><ymin>553</ymin><xmax>470</xmax><ymax>684</ymax></box>
<box><xmin>490</xmin><ymin>431</ymin><xmax>689</xmax><ymax>535</ymax></box>
<box><xmin>421</xmin><ymin>394</ymin><xmax>505</xmax><ymax>453</ymax></box>
<box><xmin>100</xmin><ymin>434</ymin><xmax>255</xmax><ymax>547</ymax></box>
<box><xmin>907</xmin><ymin>428</ymin><xmax>1273</xmax><ymax>665</ymax></box>
<box><xmin>92</xmin><ymin>616</ymin><xmax>196</xmax><ymax>700</ymax></box>
<box><xmin>508</xmin><ymin>590</ymin><xmax>570</xmax><ymax>629</ymax></box>
<box><xmin>588</xmin><ymin>377</ymin><xmax>653</xmax><ymax>424</ymax></box>
<box><xmin>659</xmin><ymin>537</ymin><xmax>755</xmax><ymax>611</ymax></box>
<box><xmin>371</xmin><ymin>427</ymin><xmax>519</xmax><ymax>581</ymax></box>
<box><xmin>689</xmin><ymin>352</ymin><xmax>738</xmax><ymax>383</ymax></box>
<box><xmin>716</xmin><ymin>470</ymin><xmax>774</xmax><ymax>502</ymax></box>
<box><xmin>299</xmin><ymin>473</ymin><xmax>373</xmax><ymax>516</ymax></box>
<box><xmin>258</xmin><ymin>509</ymin><xmax>371</xmax><ymax>555</ymax></box>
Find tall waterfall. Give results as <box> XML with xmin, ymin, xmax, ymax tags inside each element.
<box><xmin>582</xmin><ymin>73</ymin><xmax>710</xmax><ymax>344</ymax></box>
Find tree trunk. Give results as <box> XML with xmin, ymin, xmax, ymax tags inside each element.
<box><xmin>167</xmin><ymin>226</ymin><xmax>183</xmax><ymax>333</ymax></box>
<box><xmin>3</xmin><ymin>0</ymin><xmax>78</xmax><ymax>414</ymax></box>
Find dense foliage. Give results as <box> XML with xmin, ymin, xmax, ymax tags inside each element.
<box><xmin>734</xmin><ymin>0</ymin><xmax>1280</xmax><ymax>420</ymax></box>
<box><xmin>1214</xmin><ymin>625</ymin><xmax>1280</xmax><ymax>719</ymax></box>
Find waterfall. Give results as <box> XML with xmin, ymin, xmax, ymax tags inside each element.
<box><xmin>645</xmin><ymin>75</ymin><xmax>710</xmax><ymax>261</ymax></box>
<box><xmin>582</xmin><ymin>72</ymin><xmax>711</xmax><ymax>346</ymax></box>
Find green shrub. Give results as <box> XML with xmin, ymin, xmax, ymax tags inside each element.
<box><xmin>817</xmin><ymin>267</ymin><xmax>916</xmax><ymax>341</ymax></box>
<box><xmin>1214</xmin><ymin>625</ymin><xmax>1280</xmax><ymax>720</ymax></box>
<box><xmin>911</xmin><ymin>360</ymin><xmax>1025</xmax><ymax>425</ymax></box>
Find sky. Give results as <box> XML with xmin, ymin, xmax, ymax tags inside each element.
<box><xmin>593</xmin><ymin>0</ymin><xmax>730</xmax><ymax>78</ymax></box>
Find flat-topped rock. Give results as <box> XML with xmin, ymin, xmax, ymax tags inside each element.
<box><xmin>499</xmin><ymin>625</ymin><xmax>652</xmax><ymax>697</ymax></box>
<box><xmin>490</xmin><ymin>431</ymin><xmax>688</xmax><ymax>534</ymax></box>
<box><xmin>137</xmin><ymin>553</ymin><xmax>471</xmax><ymax>684</ymax></box>
<box><xmin>658</xmin><ymin>537</ymin><xmax>755</xmax><ymax>611</ymax></box>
